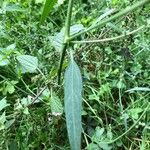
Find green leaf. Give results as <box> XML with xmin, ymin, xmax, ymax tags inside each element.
<box><xmin>0</xmin><ymin>4</ymin><xmax>25</xmax><ymax>14</ymax></box>
<box><xmin>98</xmin><ymin>142</ymin><xmax>112</xmax><ymax>150</ymax></box>
<box><xmin>23</xmin><ymin>107</ymin><xmax>29</xmax><ymax>115</ymax></box>
<box><xmin>64</xmin><ymin>58</ymin><xmax>83</xmax><ymax>150</ymax></box>
<box><xmin>107</xmin><ymin>129</ymin><xmax>113</xmax><ymax>140</ymax></box>
<box><xmin>0</xmin><ymin>44</ymin><xmax>16</xmax><ymax>66</ymax></box>
<box><xmin>21</xmin><ymin>97</ymin><xmax>32</xmax><ymax>106</ymax></box>
<box><xmin>51</xmin><ymin>92</ymin><xmax>63</xmax><ymax>116</ymax></box>
<box><xmin>0</xmin><ymin>112</ymin><xmax>6</xmax><ymax>130</ymax></box>
<box><xmin>40</xmin><ymin>0</ymin><xmax>58</xmax><ymax>24</ymax></box>
<box><xmin>117</xmin><ymin>80</ymin><xmax>126</xmax><ymax>89</ymax></box>
<box><xmin>0</xmin><ymin>98</ymin><xmax>10</xmax><ymax>111</ymax></box>
<box><xmin>5</xmin><ymin>119</ymin><xmax>15</xmax><ymax>129</ymax></box>
<box><xmin>51</xmin><ymin>31</ymin><xmax>64</xmax><ymax>52</ymax></box>
<box><xmin>3</xmin><ymin>4</ymin><xmax>26</xmax><ymax>12</ymax></box>
<box><xmin>91</xmin><ymin>8</ymin><xmax>115</xmax><ymax>27</ymax></box>
<box><xmin>51</xmin><ymin>24</ymin><xmax>84</xmax><ymax>51</ymax></box>
<box><xmin>6</xmin><ymin>83</ymin><xmax>15</xmax><ymax>94</ymax></box>
<box><xmin>92</xmin><ymin>127</ymin><xmax>104</xmax><ymax>142</ymax></box>
<box><xmin>128</xmin><ymin>108</ymin><xmax>143</xmax><ymax>120</ymax></box>
<box><xmin>87</xmin><ymin>143</ymin><xmax>99</xmax><ymax>150</ymax></box>
<box><xmin>69</xmin><ymin>24</ymin><xmax>85</xmax><ymax>36</ymax></box>
<box><xmin>0</xmin><ymin>43</ymin><xmax>16</xmax><ymax>53</ymax></box>
<box><xmin>0</xmin><ymin>55</ymin><xmax>9</xmax><ymax>66</ymax></box>
<box><xmin>16</xmin><ymin>55</ymin><xmax>38</xmax><ymax>73</ymax></box>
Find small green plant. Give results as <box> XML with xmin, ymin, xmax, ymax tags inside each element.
<box><xmin>40</xmin><ymin>0</ymin><xmax>150</xmax><ymax>149</ymax></box>
<box><xmin>0</xmin><ymin>0</ymin><xmax>150</xmax><ymax>149</ymax></box>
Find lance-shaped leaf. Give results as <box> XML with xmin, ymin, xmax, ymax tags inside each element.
<box><xmin>64</xmin><ymin>59</ymin><xmax>82</xmax><ymax>150</ymax></box>
<box><xmin>40</xmin><ymin>0</ymin><xmax>58</xmax><ymax>24</ymax></box>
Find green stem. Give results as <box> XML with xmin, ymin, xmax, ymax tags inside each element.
<box><xmin>69</xmin><ymin>0</ymin><xmax>150</xmax><ymax>41</ymax></box>
<box><xmin>57</xmin><ymin>44</ymin><xmax>67</xmax><ymax>84</ymax></box>
<box><xmin>21</xmin><ymin>78</ymin><xmax>36</xmax><ymax>96</ymax></box>
<box><xmin>71</xmin><ymin>26</ymin><xmax>145</xmax><ymax>44</ymax></box>
<box><xmin>57</xmin><ymin>0</ymin><xmax>74</xmax><ymax>84</ymax></box>
<box><xmin>65</xmin><ymin>0</ymin><xmax>74</xmax><ymax>39</ymax></box>
<box><xmin>83</xmin><ymin>98</ymin><xmax>103</xmax><ymax>126</ymax></box>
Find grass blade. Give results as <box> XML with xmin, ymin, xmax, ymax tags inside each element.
<box><xmin>40</xmin><ymin>0</ymin><xmax>57</xmax><ymax>24</ymax></box>
<box><xmin>64</xmin><ymin>58</ymin><xmax>82</xmax><ymax>150</ymax></box>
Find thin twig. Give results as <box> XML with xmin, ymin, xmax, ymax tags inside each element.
<box><xmin>29</xmin><ymin>85</ymin><xmax>48</xmax><ymax>105</ymax></box>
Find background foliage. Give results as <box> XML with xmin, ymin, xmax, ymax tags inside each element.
<box><xmin>0</xmin><ymin>0</ymin><xmax>150</xmax><ymax>149</ymax></box>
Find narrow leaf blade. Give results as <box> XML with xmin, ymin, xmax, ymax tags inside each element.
<box><xmin>40</xmin><ymin>0</ymin><xmax>57</xmax><ymax>24</ymax></box>
<box><xmin>64</xmin><ymin>59</ymin><xmax>82</xmax><ymax>150</ymax></box>
<box><xmin>126</xmin><ymin>87</ymin><xmax>150</xmax><ymax>93</ymax></box>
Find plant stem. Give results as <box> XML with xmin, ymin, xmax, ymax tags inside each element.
<box><xmin>69</xmin><ymin>0</ymin><xmax>150</xmax><ymax>41</ymax></box>
<box><xmin>71</xmin><ymin>26</ymin><xmax>145</xmax><ymax>44</ymax></box>
<box><xmin>57</xmin><ymin>0</ymin><xmax>74</xmax><ymax>84</ymax></box>
<box><xmin>57</xmin><ymin>44</ymin><xmax>67</xmax><ymax>84</ymax></box>
<box><xmin>21</xmin><ymin>78</ymin><xmax>36</xmax><ymax>96</ymax></box>
<box><xmin>65</xmin><ymin>0</ymin><xmax>74</xmax><ymax>39</ymax></box>
<box><xmin>83</xmin><ymin>98</ymin><xmax>103</xmax><ymax>126</ymax></box>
